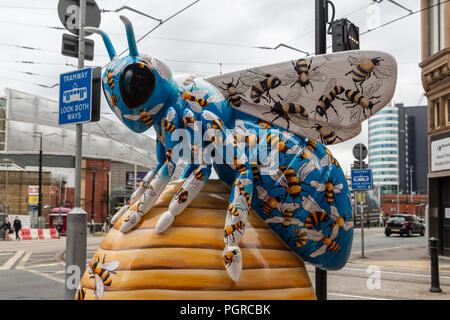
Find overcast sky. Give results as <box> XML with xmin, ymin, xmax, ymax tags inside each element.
<box><xmin>0</xmin><ymin>0</ymin><xmax>425</xmax><ymax>174</ymax></box>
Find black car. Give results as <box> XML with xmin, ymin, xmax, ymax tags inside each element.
<box><xmin>385</xmin><ymin>214</ymin><xmax>425</xmax><ymax>237</ymax></box>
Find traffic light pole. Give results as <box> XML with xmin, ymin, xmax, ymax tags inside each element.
<box><xmin>315</xmin><ymin>0</ymin><xmax>327</xmax><ymax>301</ymax></box>
<box><xmin>360</xmin><ymin>144</ymin><xmax>365</xmax><ymax>258</ymax></box>
<box><xmin>64</xmin><ymin>0</ymin><xmax>88</xmax><ymax>300</ymax></box>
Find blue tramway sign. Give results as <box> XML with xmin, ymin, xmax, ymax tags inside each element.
<box><xmin>351</xmin><ymin>169</ymin><xmax>373</xmax><ymax>191</ymax></box>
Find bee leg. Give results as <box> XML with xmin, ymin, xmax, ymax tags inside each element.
<box><xmin>156</xmin><ymin>164</ymin><xmax>212</xmax><ymax>234</ymax></box>
<box><xmin>345</xmin><ymin>70</ymin><xmax>353</xmax><ymax>77</ymax></box>
<box><xmin>330</xmin><ymin>104</ymin><xmax>339</xmax><ymax>116</ymax></box>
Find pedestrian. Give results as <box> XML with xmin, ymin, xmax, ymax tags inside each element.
<box><xmin>56</xmin><ymin>222</ymin><xmax>63</xmax><ymax>239</ymax></box>
<box><xmin>1</xmin><ymin>218</ymin><xmax>11</xmax><ymax>241</ymax></box>
<box><xmin>13</xmin><ymin>216</ymin><xmax>22</xmax><ymax>241</ymax></box>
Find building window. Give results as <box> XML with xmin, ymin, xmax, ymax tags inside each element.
<box><xmin>428</xmin><ymin>0</ymin><xmax>445</xmax><ymax>56</ymax></box>
<box><xmin>0</xmin><ymin>98</ymin><xmax>6</xmax><ymax>152</ymax></box>
<box><xmin>431</xmin><ymin>100</ymin><xmax>440</xmax><ymax>128</ymax></box>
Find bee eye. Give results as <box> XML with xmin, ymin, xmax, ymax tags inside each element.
<box><xmin>119</xmin><ymin>63</ymin><xmax>156</xmax><ymax>109</ymax></box>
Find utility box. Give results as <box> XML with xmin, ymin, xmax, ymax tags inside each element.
<box><xmin>61</xmin><ymin>33</ymin><xmax>95</xmax><ymax>61</ymax></box>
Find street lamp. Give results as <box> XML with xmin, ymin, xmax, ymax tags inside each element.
<box><xmin>33</xmin><ymin>132</ymin><xmax>43</xmax><ymax>217</ymax></box>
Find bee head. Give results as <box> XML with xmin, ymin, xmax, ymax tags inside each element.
<box><xmin>86</xmin><ymin>16</ymin><xmax>177</xmax><ymax>133</ymax></box>
<box><xmin>371</xmin><ymin>57</ymin><xmax>384</xmax><ymax>66</ymax></box>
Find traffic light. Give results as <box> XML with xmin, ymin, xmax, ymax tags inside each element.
<box><xmin>331</xmin><ymin>18</ymin><xmax>360</xmax><ymax>52</ymax></box>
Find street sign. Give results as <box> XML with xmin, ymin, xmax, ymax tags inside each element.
<box><xmin>57</xmin><ymin>0</ymin><xmax>101</xmax><ymax>37</ymax></box>
<box><xmin>351</xmin><ymin>169</ymin><xmax>373</xmax><ymax>191</ymax></box>
<box><xmin>352</xmin><ymin>143</ymin><xmax>368</xmax><ymax>161</ymax></box>
<box><xmin>61</xmin><ymin>33</ymin><xmax>94</xmax><ymax>60</ymax></box>
<box><xmin>59</xmin><ymin>67</ymin><xmax>101</xmax><ymax>125</ymax></box>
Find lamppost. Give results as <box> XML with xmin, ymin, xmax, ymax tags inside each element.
<box><xmin>33</xmin><ymin>132</ymin><xmax>43</xmax><ymax>218</ymax></box>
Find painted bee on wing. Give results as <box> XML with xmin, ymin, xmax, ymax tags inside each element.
<box><xmin>290</xmin><ymin>227</ymin><xmax>325</xmax><ymax>248</ymax></box>
<box><xmin>239</xmin><ymin>68</ymin><xmax>282</xmax><ymax>104</ymax></box>
<box><xmin>104</xmin><ymin>59</ymin><xmax>127</xmax><ymax>89</ymax></box>
<box><xmin>181</xmin><ymin>89</ymin><xmax>224</xmax><ymax>113</ymax></box>
<box><xmin>285</xmin><ymin>57</ymin><xmax>327</xmax><ymax>93</ymax></box>
<box><xmin>313</xmin><ymin>78</ymin><xmax>345</xmax><ymax>121</ymax></box>
<box><xmin>302</xmin><ymin>195</ymin><xmax>329</xmax><ymax>229</ymax></box>
<box><xmin>123</xmin><ymin>103</ymin><xmax>164</xmax><ymax>127</ymax></box>
<box><xmin>263</xmin><ymin>91</ymin><xmax>309</xmax><ymax>130</ymax></box>
<box><xmin>343</xmin><ymin>80</ymin><xmax>383</xmax><ymax>123</ymax></box>
<box><xmin>310</xmin><ymin>221</ymin><xmax>340</xmax><ymax>258</ymax></box>
<box><xmin>217</xmin><ymin>77</ymin><xmax>249</xmax><ymax>108</ymax></box>
<box><xmin>309</xmin><ymin>117</ymin><xmax>344</xmax><ymax>145</ymax></box>
<box><xmin>311</xmin><ymin>178</ymin><xmax>344</xmax><ymax>205</ymax></box>
<box><xmin>265</xmin><ymin>202</ymin><xmax>302</xmax><ymax>228</ymax></box>
<box><xmin>345</xmin><ymin>52</ymin><xmax>395</xmax><ymax>92</ymax></box>
<box><xmin>89</xmin><ymin>254</ymin><xmax>120</xmax><ymax>300</ymax></box>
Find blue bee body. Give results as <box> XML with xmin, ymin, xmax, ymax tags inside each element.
<box><xmin>90</xmin><ymin>16</ymin><xmax>354</xmax><ymax>279</ymax></box>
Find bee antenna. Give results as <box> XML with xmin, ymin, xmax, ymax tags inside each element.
<box><xmin>85</xmin><ymin>28</ymin><xmax>116</xmax><ymax>60</ymax></box>
<box><xmin>120</xmin><ymin>16</ymin><xmax>139</xmax><ymax>57</ymax></box>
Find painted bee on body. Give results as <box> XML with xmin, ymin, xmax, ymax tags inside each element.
<box><xmin>265</xmin><ymin>202</ymin><xmax>302</xmax><ymax>228</ymax></box>
<box><xmin>346</xmin><ymin>53</ymin><xmax>395</xmax><ymax>92</ymax></box>
<box><xmin>224</xmin><ymin>220</ymin><xmax>246</xmax><ymax>244</ymax></box>
<box><xmin>164</xmin><ymin>109</ymin><xmax>177</xmax><ymax>133</ymax></box>
<box><xmin>181</xmin><ymin>89</ymin><xmax>224</xmax><ymax>113</ymax></box>
<box><xmin>75</xmin><ymin>287</ymin><xmax>87</xmax><ymax>300</ymax></box>
<box><xmin>223</xmin><ymin>249</ymin><xmax>240</xmax><ymax>267</ymax></box>
<box><xmin>290</xmin><ymin>228</ymin><xmax>324</xmax><ymax>248</ymax></box>
<box><xmin>182</xmin><ymin>74</ymin><xmax>201</xmax><ymax>88</ymax></box>
<box><xmin>104</xmin><ymin>59</ymin><xmax>127</xmax><ymax>89</ymax></box>
<box><xmin>89</xmin><ymin>254</ymin><xmax>120</xmax><ymax>299</ymax></box>
<box><xmin>302</xmin><ymin>195</ymin><xmax>329</xmax><ymax>229</ymax></box>
<box><xmin>310</xmin><ymin>221</ymin><xmax>340</xmax><ymax>258</ymax></box>
<box><xmin>256</xmin><ymin>185</ymin><xmax>283</xmax><ymax>215</ymax></box>
<box><xmin>311</xmin><ymin>178</ymin><xmax>344</xmax><ymax>205</ymax></box>
<box><xmin>123</xmin><ymin>103</ymin><xmax>164</xmax><ymax>127</ymax></box>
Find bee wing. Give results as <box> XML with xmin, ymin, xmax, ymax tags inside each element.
<box><xmin>202</xmin><ymin>110</ymin><xmax>220</xmax><ymax>121</ymax></box>
<box><xmin>290</xmin><ymin>218</ymin><xmax>304</xmax><ymax>227</ymax></box>
<box><xmin>123</xmin><ymin>114</ymin><xmax>142</xmax><ymax>121</ymax></box>
<box><xmin>270</xmin><ymin>170</ymin><xmax>288</xmax><ymax>188</ymax></box>
<box><xmin>282</xmin><ymin>131</ymin><xmax>295</xmax><ymax>142</ymax></box>
<box><xmin>320</xmin><ymin>154</ymin><xmax>332</xmax><ymax>167</ymax></box>
<box><xmin>343</xmin><ymin>221</ymin><xmax>354</xmax><ymax>231</ymax></box>
<box><xmin>287</xmin><ymin>144</ymin><xmax>302</xmax><ymax>155</ymax></box>
<box><xmin>302</xmin><ymin>195</ymin><xmax>322</xmax><ymax>214</ymax></box>
<box><xmin>330</xmin><ymin>223</ymin><xmax>340</xmax><ymax>240</ymax></box>
<box><xmin>235</xmin><ymin>120</ymin><xmax>251</xmax><ymax>136</ymax></box>
<box><xmin>287</xmin><ymin>114</ymin><xmax>311</xmax><ymax>129</ymax></box>
<box><xmin>322</xmin><ymin>78</ymin><xmax>337</xmax><ymax>96</ymax></box>
<box><xmin>373</xmin><ymin>65</ymin><xmax>396</xmax><ymax>79</ymax></box>
<box><xmin>186</xmin><ymin>100</ymin><xmax>202</xmax><ymax>113</ymax></box>
<box><xmin>282</xmin><ymin>202</ymin><xmax>301</xmax><ymax>211</ymax></box>
<box><xmin>311</xmin><ymin>180</ymin><xmax>326</xmax><ymax>192</ymax></box>
<box><xmin>305</xmin><ymin>229</ymin><xmax>324</xmax><ymax>241</ymax></box>
<box><xmin>165</xmin><ymin>108</ymin><xmax>176</xmax><ymax>121</ymax></box>
<box><xmin>148</xmin><ymin>103</ymin><xmax>165</xmax><ymax>116</ymax></box>
<box><xmin>236</xmin><ymin>153</ymin><xmax>248</xmax><ymax>165</ymax></box>
<box><xmin>330</xmin><ymin>206</ymin><xmax>340</xmax><ymax>221</ymax></box>
<box><xmin>309</xmin><ymin>69</ymin><xmax>327</xmax><ymax>82</ymax></box>
<box><xmin>101</xmin><ymin>260</ymin><xmax>120</xmax><ymax>272</ymax></box>
<box><xmin>363</xmin><ymin>80</ymin><xmax>383</xmax><ymax>98</ymax></box>
<box><xmin>310</xmin><ymin>245</ymin><xmax>327</xmax><ymax>258</ymax></box>
<box><xmin>282</xmin><ymin>72</ymin><xmax>299</xmax><ymax>85</ymax></box>
<box><xmin>297</xmin><ymin>161</ymin><xmax>317</xmax><ymax>181</ymax></box>
<box><xmin>94</xmin><ymin>275</ymin><xmax>105</xmax><ymax>299</ymax></box>
<box><xmin>256</xmin><ymin>185</ymin><xmax>269</xmax><ymax>202</ymax></box>
<box><xmin>265</xmin><ymin>216</ymin><xmax>284</xmax><ymax>224</ymax></box>
<box><xmin>207</xmin><ymin>93</ymin><xmax>225</xmax><ymax>103</ymax></box>
<box><xmin>112</xmin><ymin>106</ymin><xmax>123</xmax><ymax>121</ymax></box>
<box><xmin>239</xmin><ymin>178</ymin><xmax>252</xmax><ymax>186</ymax></box>
<box><xmin>182</xmin><ymin>176</ymin><xmax>203</xmax><ymax>192</ymax></box>
<box><xmin>347</xmin><ymin>52</ymin><xmax>365</xmax><ymax>66</ymax></box>
<box><xmin>333</xmin><ymin>184</ymin><xmax>343</xmax><ymax>194</ymax></box>
<box><xmin>166</xmin><ymin>162</ymin><xmax>175</xmax><ymax>176</ymax></box>
<box><xmin>189</xmin><ymin>90</ymin><xmax>208</xmax><ymax>99</ymax></box>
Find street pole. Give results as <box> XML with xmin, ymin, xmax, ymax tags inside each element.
<box><xmin>38</xmin><ymin>133</ymin><xmax>43</xmax><ymax>218</ymax></box>
<box><xmin>359</xmin><ymin>144</ymin><xmax>365</xmax><ymax>257</ymax></box>
<box><xmin>65</xmin><ymin>0</ymin><xmax>87</xmax><ymax>300</ymax></box>
<box><xmin>315</xmin><ymin>0</ymin><xmax>327</xmax><ymax>301</ymax></box>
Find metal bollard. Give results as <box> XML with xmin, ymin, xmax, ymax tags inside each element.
<box><xmin>429</xmin><ymin>237</ymin><xmax>442</xmax><ymax>293</ymax></box>
<box><xmin>315</xmin><ymin>267</ymin><xmax>327</xmax><ymax>300</ymax></box>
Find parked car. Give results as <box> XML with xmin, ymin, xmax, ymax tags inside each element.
<box><xmin>385</xmin><ymin>214</ymin><xmax>425</xmax><ymax>237</ymax></box>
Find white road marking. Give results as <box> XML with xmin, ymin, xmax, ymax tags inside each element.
<box><xmin>20</xmin><ymin>267</ymin><xmax>65</xmax><ymax>284</ymax></box>
<box><xmin>15</xmin><ymin>252</ymin><xmax>32</xmax><ymax>269</ymax></box>
<box><xmin>329</xmin><ymin>292</ymin><xmax>389</xmax><ymax>300</ymax></box>
<box><xmin>342</xmin><ymin>266</ymin><xmax>450</xmax><ymax>280</ymax></box>
<box><xmin>0</xmin><ymin>253</ymin><xmax>15</xmax><ymax>256</ymax></box>
<box><xmin>0</xmin><ymin>251</ymin><xmax>24</xmax><ymax>270</ymax></box>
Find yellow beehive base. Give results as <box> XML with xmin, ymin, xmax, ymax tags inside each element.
<box><xmin>79</xmin><ymin>180</ymin><xmax>316</xmax><ymax>300</ymax></box>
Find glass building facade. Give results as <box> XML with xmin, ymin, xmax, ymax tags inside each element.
<box><xmin>368</xmin><ymin>103</ymin><xmax>399</xmax><ymax>194</ymax></box>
